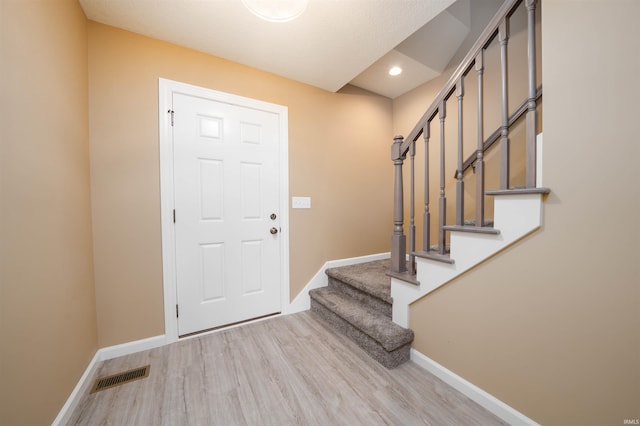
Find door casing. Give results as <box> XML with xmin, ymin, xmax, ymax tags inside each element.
<box><xmin>158</xmin><ymin>78</ymin><xmax>290</xmax><ymax>343</ymax></box>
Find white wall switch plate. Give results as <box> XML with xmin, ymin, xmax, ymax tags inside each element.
<box><xmin>292</xmin><ymin>196</ymin><xmax>311</xmax><ymax>209</ymax></box>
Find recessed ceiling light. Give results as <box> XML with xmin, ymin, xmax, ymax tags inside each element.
<box><xmin>389</xmin><ymin>66</ymin><xmax>402</xmax><ymax>76</ymax></box>
<box><xmin>241</xmin><ymin>0</ymin><xmax>309</xmax><ymax>23</ymax></box>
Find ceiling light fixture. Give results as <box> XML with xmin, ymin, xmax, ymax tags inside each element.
<box><xmin>241</xmin><ymin>0</ymin><xmax>309</xmax><ymax>23</ymax></box>
<box><xmin>389</xmin><ymin>66</ymin><xmax>403</xmax><ymax>76</ymax></box>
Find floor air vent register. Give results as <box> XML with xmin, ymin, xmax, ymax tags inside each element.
<box><xmin>90</xmin><ymin>365</ymin><xmax>150</xmax><ymax>393</ymax></box>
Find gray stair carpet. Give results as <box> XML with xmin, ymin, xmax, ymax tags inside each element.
<box><xmin>309</xmin><ymin>259</ymin><xmax>414</xmax><ymax>369</ymax></box>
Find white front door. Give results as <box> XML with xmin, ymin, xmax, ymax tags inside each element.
<box><xmin>172</xmin><ymin>91</ymin><xmax>283</xmax><ymax>336</ymax></box>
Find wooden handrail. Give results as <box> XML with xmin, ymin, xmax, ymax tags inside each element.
<box><xmin>456</xmin><ymin>86</ymin><xmax>542</xmax><ymax>178</ymax></box>
<box><xmin>399</xmin><ymin>0</ymin><xmax>523</xmax><ymax>155</ymax></box>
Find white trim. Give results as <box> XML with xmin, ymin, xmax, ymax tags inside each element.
<box><xmin>52</xmin><ymin>334</ymin><xmax>166</xmax><ymax>424</ymax></box>
<box><xmin>51</xmin><ymin>351</ymin><xmax>101</xmax><ymax>426</ymax></box>
<box><xmin>158</xmin><ymin>78</ymin><xmax>290</xmax><ymax>343</ymax></box>
<box><xmin>287</xmin><ymin>252</ymin><xmax>390</xmax><ymax>314</ymax></box>
<box><xmin>159</xmin><ymin>78</ymin><xmax>178</xmax><ymax>342</ymax></box>
<box><xmin>99</xmin><ymin>334</ymin><xmax>167</xmax><ymax>361</ymax></box>
<box><xmin>536</xmin><ymin>133</ymin><xmax>543</xmax><ymax>187</ymax></box>
<box><xmin>410</xmin><ymin>349</ymin><xmax>540</xmax><ymax>426</ymax></box>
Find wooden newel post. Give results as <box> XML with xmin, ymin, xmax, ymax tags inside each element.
<box><xmin>391</xmin><ymin>135</ymin><xmax>407</xmax><ymax>274</ymax></box>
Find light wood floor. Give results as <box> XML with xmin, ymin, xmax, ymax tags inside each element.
<box><xmin>68</xmin><ymin>312</ymin><xmax>507</xmax><ymax>425</ymax></box>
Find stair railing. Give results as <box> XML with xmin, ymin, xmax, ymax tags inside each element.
<box><xmin>390</xmin><ymin>0</ymin><xmax>541</xmax><ymax>277</ymax></box>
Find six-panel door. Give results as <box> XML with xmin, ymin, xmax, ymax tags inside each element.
<box><xmin>173</xmin><ymin>93</ymin><xmax>281</xmax><ymax>336</ymax></box>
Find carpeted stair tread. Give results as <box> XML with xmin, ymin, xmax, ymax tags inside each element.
<box><xmin>325</xmin><ymin>259</ymin><xmax>392</xmax><ymax>304</ymax></box>
<box><xmin>328</xmin><ymin>275</ymin><xmax>392</xmax><ymax>318</ymax></box>
<box><xmin>310</xmin><ymin>297</ymin><xmax>411</xmax><ymax>369</ymax></box>
<box><xmin>309</xmin><ymin>287</ymin><xmax>413</xmax><ymax>352</ymax></box>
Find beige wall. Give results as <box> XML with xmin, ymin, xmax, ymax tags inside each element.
<box><xmin>87</xmin><ymin>22</ymin><xmax>393</xmax><ymax>347</ymax></box>
<box><xmin>4</xmin><ymin>1</ymin><xmax>637</xmax><ymax>424</ymax></box>
<box><xmin>400</xmin><ymin>1</ymin><xmax>640</xmax><ymax>425</ymax></box>
<box><xmin>0</xmin><ymin>0</ymin><xmax>98</xmax><ymax>424</ymax></box>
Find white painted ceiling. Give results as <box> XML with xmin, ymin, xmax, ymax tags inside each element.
<box><xmin>351</xmin><ymin>0</ymin><xmax>470</xmax><ymax>98</ymax></box>
<box><xmin>79</xmin><ymin>0</ymin><xmax>472</xmax><ymax>98</ymax></box>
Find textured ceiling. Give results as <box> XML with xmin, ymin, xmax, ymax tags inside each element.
<box><xmin>79</xmin><ymin>0</ymin><xmax>459</xmax><ymax>97</ymax></box>
<box><xmin>351</xmin><ymin>0</ymin><xmax>470</xmax><ymax>98</ymax></box>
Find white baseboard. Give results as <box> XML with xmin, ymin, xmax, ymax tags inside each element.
<box><xmin>286</xmin><ymin>252</ymin><xmax>390</xmax><ymax>314</ymax></box>
<box><xmin>410</xmin><ymin>349</ymin><xmax>539</xmax><ymax>426</ymax></box>
<box><xmin>51</xmin><ymin>351</ymin><xmax>101</xmax><ymax>425</ymax></box>
<box><xmin>98</xmin><ymin>334</ymin><xmax>167</xmax><ymax>361</ymax></box>
<box><xmin>53</xmin><ymin>334</ymin><xmax>167</xmax><ymax>424</ymax></box>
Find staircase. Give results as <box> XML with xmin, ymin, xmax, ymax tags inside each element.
<box><xmin>388</xmin><ymin>0</ymin><xmax>548</xmax><ymax>325</ymax></box>
<box><xmin>309</xmin><ymin>260</ymin><xmax>414</xmax><ymax>369</ymax></box>
<box><xmin>308</xmin><ymin>0</ymin><xmax>546</xmax><ymax>370</ymax></box>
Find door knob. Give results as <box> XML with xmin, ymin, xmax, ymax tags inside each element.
<box><xmin>270</xmin><ymin>227</ymin><xmax>278</xmax><ymax>235</ymax></box>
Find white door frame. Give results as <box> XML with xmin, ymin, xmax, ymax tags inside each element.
<box><xmin>158</xmin><ymin>78</ymin><xmax>290</xmax><ymax>343</ymax></box>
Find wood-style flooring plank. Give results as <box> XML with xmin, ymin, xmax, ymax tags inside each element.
<box><xmin>67</xmin><ymin>312</ymin><xmax>507</xmax><ymax>426</ymax></box>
